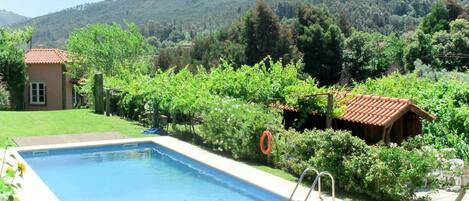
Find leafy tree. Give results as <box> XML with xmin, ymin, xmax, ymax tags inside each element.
<box><xmin>154</xmin><ymin>46</ymin><xmax>192</xmax><ymax>71</ymax></box>
<box><xmin>296</xmin><ymin>4</ymin><xmax>344</xmax><ymax>86</ymax></box>
<box><xmin>190</xmin><ymin>20</ymin><xmax>247</xmax><ymax>69</ymax></box>
<box><xmin>403</xmin><ymin>30</ymin><xmax>434</xmax><ymax>71</ymax></box>
<box><xmin>342</xmin><ymin>32</ymin><xmax>374</xmax><ymax>82</ymax></box>
<box><xmin>431</xmin><ymin>19</ymin><xmax>469</xmax><ymax>71</ymax></box>
<box><xmin>66</xmin><ymin>23</ymin><xmax>155</xmax><ymax>78</ymax></box>
<box><xmin>277</xmin><ymin>22</ymin><xmax>302</xmax><ymax>64</ymax></box>
<box><xmin>338</xmin><ymin>10</ymin><xmax>353</xmax><ymax>37</ymax></box>
<box><xmin>191</xmin><ymin>35</ymin><xmax>246</xmax><ymax>70</ymax></box>
<box><xmin>245</xmin><ymin>0</ymin><xmax>282</xmax><ymax>65</ymax></box>
<box><xmin>0</xmin><ymin>28</ymin><xmax>32</xmax><ymax>110</ymax></box>
<box><xmin>343</xmin><ymin>32</ymin><xmax>405</xmax><ymax>83</ymax></box>
<box><xmin>420</xmin><ymin>3</ymin><xmax>450</xmax><ymax>34</ymax></box>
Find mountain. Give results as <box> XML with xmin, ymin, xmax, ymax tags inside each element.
<box><xmin>0</xmin><ymin>10</ymin><xmax>29</xmax><ymax>26</ymax></box>
<box><xmin>15</xmin><ymin>0</ymin><xmax>254</xmax><ymax>47</ymax></box>
<box><xmin>13</xmin><ymin>0</ymin><xmax>469</xmax><ymax>47</ymax></box>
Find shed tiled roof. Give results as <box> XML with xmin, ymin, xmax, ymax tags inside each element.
<box><xmin>272</xmin><ymin>93</ymin><xmax>435</xmax><ymax>127</ymax></box>
<box><xmin>25</xmin><ymin>48</ymin><xmax>67</xmax><ymax>64</ymax></box>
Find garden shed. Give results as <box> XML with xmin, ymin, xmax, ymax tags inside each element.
<box><xmin>273</xmin><ymin>94</ymin><xmax>436</xmax><ymax>144</ymax></box>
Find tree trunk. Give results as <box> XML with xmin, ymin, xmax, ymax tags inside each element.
<box><xmin>9</xmin><ymin>88</ymin><xmax>24</xmax><ymax>111</ymax></box>
<box><xmin>455</xmin><ymin>188</ymin><xmax>466</xmax><ymax>201</ymax></box>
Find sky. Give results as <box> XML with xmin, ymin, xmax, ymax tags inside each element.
<box><xmin>0</xmin><ymin>0</ymin><xmax>104</xmax><ymax>17</ymax></box>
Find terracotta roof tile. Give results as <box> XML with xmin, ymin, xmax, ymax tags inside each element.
<box><xmin>25</xmin><ymin>48</ymin><xmax>67</xmax><ymax>64</ymax></box>
<box><xmin>271</xmin><ymin>93</ymin><xmax>436</xmax><ymax>127</ymax></box>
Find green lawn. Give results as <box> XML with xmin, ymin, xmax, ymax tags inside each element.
<box><xmin>0</xmin><ymin>109</ymin><xmax>145</xmax><ymax>145</ymax></box>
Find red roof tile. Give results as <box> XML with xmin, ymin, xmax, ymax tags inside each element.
<box><xmin>271</xmin><ymin>93</ymin><xmax>435</xmax><ymax>127</ymax></box>
<box><xmin>25</xmin><ymin>48</ymin><xmax>67</xmax><ymax>64</ymax></box>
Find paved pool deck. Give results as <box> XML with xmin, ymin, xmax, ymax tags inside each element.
<box><xmin>12</xmin><ymin>132</ymin><xmax>128</xmax><ymax>146</ymax></box>
<box><xmin>5</xmin><ymin>136</ymin><xmax>338</xmax><ymax>201</ymax></box>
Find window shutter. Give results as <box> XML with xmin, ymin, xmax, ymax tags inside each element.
<box><xmin>44</xmin><ymin>85</ymin><xmax>48</xmax><ymax>105</ymax></box>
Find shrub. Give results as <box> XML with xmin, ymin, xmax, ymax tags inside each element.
<box><xmin>200</xmin><ymin>97</ymin><xmax>281</xmax><ymax>160</ymax></box>
<box><xmin>345</xmin><ymin>145</ymin><xmax>440</xmax><ymax>201</ymax></box>
<box><xmin>274</xmin><ymin>128</ymin><xmax>440</xmax><ymax>201</ymax></box>
<box><xmin>0</xmin><ymin>84</ymin><xmax>9</xmax><ymax>110</ymax></box>
<box><xmin>274</xmin><ymin>129</ymin><xmax>369</xmax><ymax>184</ymax></box>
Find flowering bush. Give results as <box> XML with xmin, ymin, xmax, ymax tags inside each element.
<box><xmin>0</xmin><ymin>151</ymin><xmax>26</xmax><ymax>201</ymax></box>
<box><xmin>200</xmin><ymin>97</ymin><xmax>280</xmax><ymax>160</ymax></box>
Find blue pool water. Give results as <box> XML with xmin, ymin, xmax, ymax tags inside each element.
<box><xmin>20</xmin><ymin>142</ymin><xmax>286</xmax><ymax>201</ymax></box>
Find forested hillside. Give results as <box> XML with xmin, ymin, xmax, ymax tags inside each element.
<box><xmin>15</xmin><ymin>0</ymin><xmax>253</xmax><ymax>47</ymax></box>
<box><xmin>297</xmin><ymin>0</ymin><xmax>467</xmax><ymax>33</ymax></box>
<box><xmin>0</xmin><ymin>10</ymin><xmax>29</xmax><ymax>27</ymax></box>
<box><xmin>14</xmin><ymin>0</ymin><xmax>469</xmax><ymax>47</ymax></box>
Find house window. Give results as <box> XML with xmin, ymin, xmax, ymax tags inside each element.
<box><xmin>30</xmin><ymin>82</ymin><xmax>46</xmax><ymax>105</ymax></box>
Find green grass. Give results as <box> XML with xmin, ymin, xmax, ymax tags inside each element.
<box><xmin>247</xmin><ymin>163</ymin><xmax>297</xmax><ymax>182</ymax></box>
<box><xmin>0</xmin><ymin>109</ymin><xmax>145</xmax><ymax>145</ymax></box>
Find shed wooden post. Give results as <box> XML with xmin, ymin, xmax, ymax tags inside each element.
<box><xmin>94</xmin><ymin>73</ymin><xmax>104</xmax><ymax>114</ymax></box>
<box><xmin>105</xmin><ymin>89</ymin><xmax>111</xmax><ymax>116</ymax></box>
<box><xmin>326</xmin><ymin>93</ymin><xmax>334</xmax><ymax>129</ymax></box>
<box><xmin>61</xmin><ymin>65</ymin><xmax>67</xmax><ymax>109</ymax></box>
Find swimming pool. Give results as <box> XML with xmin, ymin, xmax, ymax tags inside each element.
<box><xmin>19</xmin><ymin>142</ymin><xmax>286</xmax><ymax>201</ymax></box>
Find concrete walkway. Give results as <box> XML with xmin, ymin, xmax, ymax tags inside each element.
<box><xmin>12</xmin><ymin>132</ymin><xmax>128</xmax><ymax>146</ymax></box>
<box><xmin>417</xmin><ymin>189</ymin><xmax>468</xmax><ymax>201</ymax></box>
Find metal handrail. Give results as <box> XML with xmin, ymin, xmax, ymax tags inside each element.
<box><xmin>288</xmin><ymin>167</ymin><xmax>321</xmax><ymax>201</ymax></box>
<box><xmin>305</xmin><ymin>171</ymin><xmax>335</xmax><ymax>201</ymax></box>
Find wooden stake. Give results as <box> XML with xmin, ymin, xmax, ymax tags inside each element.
<box><xmin>94</xmin><ymin>73</ymin><xmax>104</xmax><ymax>114</ymax></box>
<box><xmin>326</xmin><ymin>93</ymin><xmax>334</xmax><ymax>129</ymax></box>
<box><xmin>105</xmin><ymin>89</ymin><xmax>111</xmax><ymax>116</ymax></box>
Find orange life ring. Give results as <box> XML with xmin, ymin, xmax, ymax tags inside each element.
<box><xmin>260</xmin><ymin>130</ymin><xmax>273</xmax><ymax>155</ymax></box>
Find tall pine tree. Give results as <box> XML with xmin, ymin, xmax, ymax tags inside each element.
<box><xmin>296</xmin><ymin>4</ymin><xmax>344</xmax><ymax>86</ymax></box>
<box><xmin>245</xmin><ymin>0</ymin><xmax>281</xmax><ymax>65</ymax></box>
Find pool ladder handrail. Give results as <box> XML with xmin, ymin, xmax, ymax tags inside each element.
<box><xmin>305</xmin><ymin>171</ymin><xmax>335</xmax><ymax>201</ymax></box>
<box><xmin>288</xmin><ymin>168</ymin><xmax>335</xmax><ymax>201</ymax></box>
<box><xmin>288</xmin><ymin>167</ymin><xmax>321</xmax><ymax>201</ymax></box>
